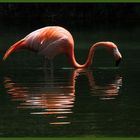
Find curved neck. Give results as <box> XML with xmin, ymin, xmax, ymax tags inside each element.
<box><xmin>68</xmin><ymin>41</ymin><xmax>114</xmax><ymax>68</ymax></box>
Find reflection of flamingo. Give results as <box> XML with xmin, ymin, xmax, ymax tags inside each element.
<box><xmin>3</xmin><ymin>26</ymin><xmax>122</xmax><ymax>68</ymax></box>
<box><xmin>72</xmin><ymin>69</ymin><xmax>122</xmax><ymax>100</ymax></box>
<box><xmin>3</xmin><ymin>69</ymin><xmax>122</xmax><ymax>125</ymax></box>
<box><xmin>89</xmin><ymin>75</ymin><xmax>122</xmax><ymax>100</ymax></box>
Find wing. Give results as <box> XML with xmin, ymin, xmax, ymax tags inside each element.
<box><xmin>38</xmin><ymin>38</ymin><xmax>69</xmax><ymax>59</ymax></box>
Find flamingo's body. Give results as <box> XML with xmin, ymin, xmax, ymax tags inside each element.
<box><xmin>3</xmin><ymin>26</ymin><xmax>122</xmax><ymax>68</ymax></box>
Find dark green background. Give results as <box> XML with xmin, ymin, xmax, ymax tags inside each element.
<box><xmin>0</xmin><ymin>3</ymin><xmax>140</xmax><ymax>30</ymax></box>
<box><xmin>0</xmin><ymin>1</ymin><xmax>140</xmax><ymax>140</ymax></box>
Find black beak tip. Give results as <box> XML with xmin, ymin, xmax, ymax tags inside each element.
<box><xmin>115</xmin><ymin>58</ymin><xmax>122</xmax><ymax>66</ymax></box>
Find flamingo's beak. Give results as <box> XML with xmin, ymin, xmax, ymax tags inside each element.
<box><xmin>115</xmin><ymin>58</ymin><xmax>122</xmax><ymax>66</ymax></box>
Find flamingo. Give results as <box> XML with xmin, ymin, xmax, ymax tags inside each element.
<box><xmin>3</xmin><ymin>26</ymin><xmax>122</xmax><ymax>68</ymax></box>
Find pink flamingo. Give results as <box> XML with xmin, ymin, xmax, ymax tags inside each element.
<box><xmin>3</xmin><ymin>26</ymin><xmax>122</xmax><ymax>68</ymax></box>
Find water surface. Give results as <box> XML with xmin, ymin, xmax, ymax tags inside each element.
<box><xmin>0</xmin><ymin>28</ymin><xmax>140</xmax><ymax>137</ymax></box>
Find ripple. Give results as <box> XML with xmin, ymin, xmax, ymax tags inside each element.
<box><xmin>4</xmin><ymin>76</ymin><xmax>75</xmax><ymax>125</ymax></box>
<box><xmin>97</xmin><ymin>67</ymin><xmax>120</xmax><ymax>70</ymax></box>
<box><xmin>3</xmin><ymin>69</ymin><xmax>122</xmax><ymax>126</ymax></box>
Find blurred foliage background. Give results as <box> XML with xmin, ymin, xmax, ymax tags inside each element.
<box><xmin>0</xmin><ymin>3</ymin><xmax>140</xmax><ymax>30</ymax></box>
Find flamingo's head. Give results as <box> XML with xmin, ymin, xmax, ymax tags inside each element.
<box><xmin>111</xmin><ymin>44</ymin><xmax>122</xmax><ymax>66</ymax></box>
<box><xmin>93</xmin><ymin>41</ymin><xmax>122</xmax><ymax>67</ymax></box>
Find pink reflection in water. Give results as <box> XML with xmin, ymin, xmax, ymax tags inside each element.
<box><xmin>4</xmin><ymin>69</ymin><xmax>122</xmax><ymax>125</ymax></box>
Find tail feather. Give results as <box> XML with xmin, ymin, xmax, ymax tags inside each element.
<box><xmin>3</xmin><ymin>39</ymin><xmax>25</xmax><ymax>60</ymax></box>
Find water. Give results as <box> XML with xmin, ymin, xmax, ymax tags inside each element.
<box><xmin>0</xmin><ymin>28</ymin><xmax>140</xmax><ymax>137</ymax></box>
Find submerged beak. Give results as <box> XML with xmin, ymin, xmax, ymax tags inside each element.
<box><xmin>115</xmin><ymin>58</ymin><xmax>122</xmax><ymax>66</ymax></box>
